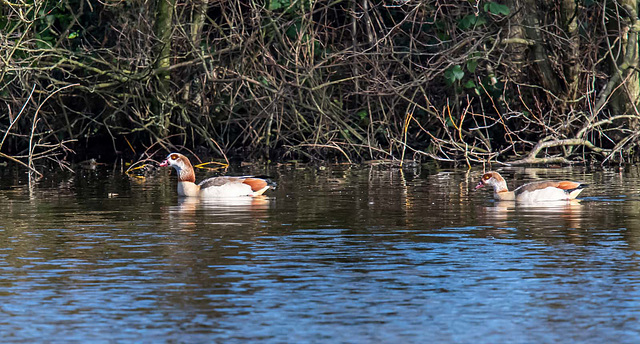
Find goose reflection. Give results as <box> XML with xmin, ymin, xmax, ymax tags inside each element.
<box><xmin>484</xmin><ymin>199</ymin><xmax>584</xmax><ymax>230</ymax></box>
<box><xmin>168</xmin><ymin>196</ymin><xmax>272</xmax><ymax>230</ymax></box>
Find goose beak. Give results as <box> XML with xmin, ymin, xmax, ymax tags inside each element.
<box><xmin>159</xmin><ymin>160</ymin><xmax>169</xmax><ymax>167</ymax></box>
<box><xmin>475</xmin><ymin>181</ymin><xmax>485</xmax><ymax>190</ymax></box>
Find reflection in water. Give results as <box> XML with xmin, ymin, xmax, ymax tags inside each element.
<box><xmin>172</xmin><ymin>195</ymin><xmax>271</xmax><ymax>215</ymax></box>
<box><xmin>485</xmin><ymin>199</ymin><xmax>583</xmax><ymax>228</ymax></box>
<box><xmin>169</xmin><ymin>196</ymin><xmax>272</xmax><ymax>230</ymax></box>
<box><xmin>0</xmin><ymin>166</ymin><xmax>640</xmax><ymax>343</ymax></box>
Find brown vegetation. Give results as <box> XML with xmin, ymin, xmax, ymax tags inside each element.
<box><xmin>1</xmin><ymin>0</ymin><xmax>640</xmax><ymax>176</ymax></box>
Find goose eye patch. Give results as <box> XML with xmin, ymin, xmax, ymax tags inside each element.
<box><xmin>170</xmin><ymin>154</ymin><xmax>179</xmax><ymax>160</ymax></box>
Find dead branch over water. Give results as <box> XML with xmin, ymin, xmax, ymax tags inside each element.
<box><xmin>1</xmin><ymin>0</ymin><xmax>640</xmax><ymax>174</ymax></box>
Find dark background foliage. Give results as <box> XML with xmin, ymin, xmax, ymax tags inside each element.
<box><xmin>1</xmin><ymin>0</ymin><xmax>639</xmax><ymax>168</ymax></box>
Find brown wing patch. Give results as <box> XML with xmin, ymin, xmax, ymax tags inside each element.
<box><xmin>516</xmin><ymin>180</ymin><xmax>584</xmax><ymax>194</ymax></box>
<box><xmin>242</xmin><ymin>178</ymin><xmax>268</xmax><ymax>192</ymax></box>
<box><xmin>516</xmin><ymin>181</ymin><xmax>559</xmax><ymax>193</ymax></box>
<box><xmin>198</xmin><ymin>176</ymin><xmax>241</xmax><ymax>188</ymax></box>
<box><xmin>556</xmin><ymin>181</ymin><xmax>581</xmax><ymax>190</ymax></box>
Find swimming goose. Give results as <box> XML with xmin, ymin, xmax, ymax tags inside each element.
<box><xmin>159</xmin><ymin>153</ymin><xmax>272</xmax><ymax>197</ymax></box>
<box><xmin>475</xmin><ymin>171</ymin><xmax>587</xmax><ymax>202</ymax></box>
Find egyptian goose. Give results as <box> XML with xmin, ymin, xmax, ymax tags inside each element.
<box><xmin>159</xmin><ymin>153</ymin><xmax>272</xmax><ymax>197</ymax></box>
<box><xmin>475</xmin><ymin>171</ymin><xmax>587</xmax><ymax>202</ymax></box>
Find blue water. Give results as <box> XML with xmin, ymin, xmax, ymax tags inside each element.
<box><xmin>0</xmin><ymin>165</ymin><xmax>639</xmax><ymax>343</ymax></box>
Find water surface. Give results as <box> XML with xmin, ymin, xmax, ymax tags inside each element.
<box><xmin>1</xmin><ymin>165</ymin><xmax>639</xmax><ymax>343</ymax></box>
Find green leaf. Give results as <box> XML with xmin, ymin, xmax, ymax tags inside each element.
<box><xmin>466</xmin><ymin>59</ymin><xmax>478</xmax><ymax>73</ymax></box>
<box><xmin>451</xmin><ymin>65</ymin><xmax>464</xmax><ymax>80</ymax></box>
<box><xmin>445</xmin><ymin>116</ymin><xmax>455</xmax><ymax>127</ymax></box>
<box><xmin>35</xmin><ymin>36</ymin><xmax>53</xmax><ymax>49</ymax></box>
<box><xmin>45</xmin><ymin>14</ymin><xmax>55</xmax><ymax>26</ymax></box>
<box><xmin>458</xmin><ymin>15</ymin><xmax>473</xmax><ymax>30</ymax></box>
<box><xmin>463</xmin><ymin>79</ymin><xmax>476</xmax><ymax>89</ymax></box>
<box><xmin>268</xmin><ymin>0</ymin><xmax>311</xmax><ymax>12</ymax></box>
<box><xmin>68</xmin><ymin>31</ymin><xmax>78</xmax><ymax>39</ymax></box>
<box><xmin>268</xmin><ymin>0</ymin><xmax>289</xmax><ymax>11</ymax></box>
<box><xmin>458</xmin><ymin>14</ymin><xmax>487</xmax><ymax>30</ymax></box>
<box><xmin>437</xmin><ymin>32</ymin><xmax>450</xmax><ymax>41</ymax></box>
<box><xmin>484</xmin><ymin>2</ymin><xmax>510</xmax><ymax>15</ymax></box>
<box><xmin>444</xmin><ymin>70</ymin><xmax>454</xmax><ymax>85</ymax></box>
<box><xmin>258</xmin><ymin>76</ymin><xmax>270</xmax><ymax>87</ymax></box>
<box><xmin>285</xmin><ymin>21</ymin><xmax>301</xmax><ymax>39</ymax></box>
<box><xmin>444</xmin><ymin>65</ymin><xmax>465</xmax><ymax>85</ymax></box>
<box><xmin>357</xmin><ymin>110</ymin><xmax>368</xmax><ymax>120</ymax></box>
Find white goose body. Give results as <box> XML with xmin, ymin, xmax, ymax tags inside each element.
<box><xmin>511</xmin><ymin>184</ymin><xmax>574</xmax><ymax>203</ymax></box>
<box><xmin>476</xmin><ymin>171</ymin><xmax>587</xmax><ymax>203</ymax></box>
<box><xmin>160</xmin><ymin>153</ymin><xmax>272</xmax><ymax>198</ymax></box>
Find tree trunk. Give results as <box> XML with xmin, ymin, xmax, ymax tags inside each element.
<box><xmin>561</xmin><ymin>0</ymin><xmax>580</xmax><ymax>104</ymax></box>
<box><xmin>504</xmin><ymin>0</ymin><xmax>529</xmax><ymax>68</ymax></box>
<box><xmin>153</xmin><ymin>0</ymin><xmax>176</xmax><ymax>137</ymax></box>
<box><xmin>520</xmin><ymin>0</ymin><xmax>563</xmax><ymax>97</ymax></box>
<box><xmin>610</xmin><ymin>1</ymin><xmax>640</xmax><ymax>116</ymax></box>
<box><xmin>182</xmin><ymin>0</ymin><xmax>209</xmax><ymax>107</ymax></box>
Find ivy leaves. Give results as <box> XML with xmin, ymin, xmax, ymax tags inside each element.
<box><xmin>458</xmin><ymin>2</ymin><xmax>510</xmax><ymax>30</ymax></box>
<box><xmin>484</xmin><ymin>2</ymin><xmax>510</xmax><ymax>16</ymax></box>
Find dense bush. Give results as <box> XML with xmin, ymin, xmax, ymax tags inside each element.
<box><xmin>1</xmin><ymin>0</ymin><xmax>639</xmax><ymax>170</ymax></box>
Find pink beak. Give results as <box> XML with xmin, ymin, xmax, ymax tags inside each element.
<box><xmin>475</xmin><ymin>181</ymin><xmax>485</xmax><ymax>190</ymax></box>
<box><xmin>159</xmin><ymin>160</ymin><xmax>169</xmax><ymax>167</ymax></box>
